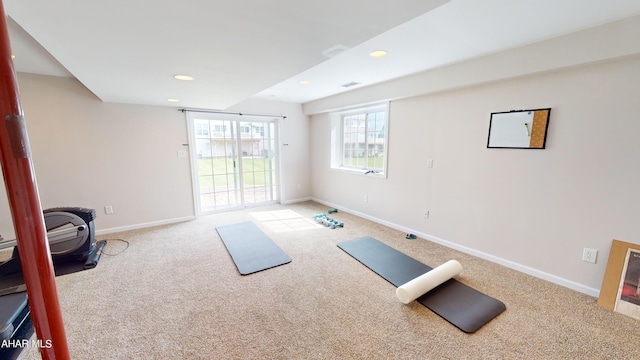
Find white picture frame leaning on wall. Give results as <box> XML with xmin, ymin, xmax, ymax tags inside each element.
<box><xmin>614</xmin><ymin>248</ymin><xmax>640</xmax><ymax>320</ymax></box>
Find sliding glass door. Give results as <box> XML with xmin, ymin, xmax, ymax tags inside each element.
<box><xmin>188</xmin><ymin>113</ymin><xmax>278</xmax><ymax>214</ymax></box>
<box><xmin>238</xmin><ymin>121</ymin><xmax>277</xmax><ymax>206</ymax></box>
<box><xmin>193</xmin><ymin>118</ymin><xmax>240</xmax><ymax>211</ymax></box>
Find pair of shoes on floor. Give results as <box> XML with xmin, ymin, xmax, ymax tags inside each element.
<box><xmin>405</xmin><ymin>233</ymin><xmax>417</xmax><ymax>240</ymax></box>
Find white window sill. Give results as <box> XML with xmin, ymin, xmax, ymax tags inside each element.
<box><xmin>330</xmin><ymin>166</ymin><xmax>387</xmax><ymax>179</ymax></box>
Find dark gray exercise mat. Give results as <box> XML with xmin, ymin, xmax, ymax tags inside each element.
<box><xmin>0</xmin><ymin>240</ymin><xmax>107</xmax><ymax>296</ymax></box>
<box><xmin>337</xmin><ymin>236</ymin><xmax>506</xmax><ymax>333</ymax></box>
<box><xmin>216</xmin><ymin>221</ymin><xmax>291</xmax><ymax>275</ymax></box>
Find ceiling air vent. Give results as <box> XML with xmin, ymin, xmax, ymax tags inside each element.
<box><xmin>322</xmin><ymin>44</ymin><xmax>349</xmax><ymax>58</ymax></box>
<box><xmin>341</xmin><ymin>81</ymin><xmax>360</xmax><ymax>88</ymax></box>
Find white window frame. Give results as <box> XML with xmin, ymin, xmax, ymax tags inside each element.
<box><xmin>330</xmin><ymin>102</ymin><xmax>389</xmax><ymax>178</ymax></box>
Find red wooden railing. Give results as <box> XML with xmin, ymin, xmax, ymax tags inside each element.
<box><xmin>0</xmin><ymin>1</ymin><xmax>70</xmax><ymax>359</ymax></box>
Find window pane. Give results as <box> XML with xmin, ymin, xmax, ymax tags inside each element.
<box><xmin>365</xmin><ymin>111</ymin><xmax>385</xmax><ymax>171</ymax></box>
<box><xmin>343</xmin><ymin>114</ymin><xmax>366</xmax><ymax>168</ymax></box>
<box><xmin>332</xmin><ymin>103</ymin><xmax>388</xmax><ymax>175</ymax></box>
<box><xmin>341</xmin><ymin>111</ymin><xmax>386</xmax><ymax>170</ymax></box>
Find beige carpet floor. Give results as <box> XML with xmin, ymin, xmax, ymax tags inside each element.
<box><xmin>15</xmin><ymin>201</ymin><xmax>640</xmax><ymax>359</ymax></box>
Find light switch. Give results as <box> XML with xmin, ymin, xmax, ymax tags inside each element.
<box><xmin>426</xmin><ymin>159</ymin><xmax>433</xmax><ymax>168</ymax></box>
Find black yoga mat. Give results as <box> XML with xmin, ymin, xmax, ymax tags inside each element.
<box><xmin>54</xmin><ymin>240</ymin><xmax>107</xmax><ymax>276</ymax></box>
<box><xmin>337</xmin><ymin>236</ymin><xmax>506</xmax><ymax>333</ymax></box>
<box><xmin>216</xmin><ymin>221</ymin><xmax>291</xmax><ymax>275</ymax></box>
<box><xmin>0</xmin><ymin>240</ymin><xmax>107</xmax><ymax>296</ymax></box>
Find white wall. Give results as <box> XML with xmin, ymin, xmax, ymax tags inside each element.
<box><xmin>0</xmin><ymin>73</ymin><xmax>194</xmax><ymax>236</ymax></box>
<box><xmin>304</xmin><ymin>15</ymin><xmax>640</xmax><ymax>116</ymax></box>
<box><xmin>309</xmin><ymin>55</ymin><xmax>640</xmax><ymax>295</ymax></box>
<box><xmin>0</xmin><ymin>74</ymin><xmax>310</xmax><ymax>240</ymax></box>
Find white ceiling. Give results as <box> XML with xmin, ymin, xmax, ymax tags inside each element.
<box><xmin>6</xmin><ymin>0</ymin><xmax>640</xmax><ymax>110</ymax></box>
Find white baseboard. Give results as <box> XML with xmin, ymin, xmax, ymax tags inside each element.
<box><xmin>311</xmin><ymin>197</ymin><xmax>600</xmax><ymax>298</ymax></box>
<box><xmin>281</xmin><ymin>196</ymin><xmax>312</xmax><ymax>205</ymax></box>
<box><xmin>95</xmin><ymin>216</ymin><xmax>196</xmax><ymax>236</ymax></box>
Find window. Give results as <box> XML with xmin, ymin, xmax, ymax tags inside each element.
<box><xmin>331</xmin><ymin>103</ymin><xmax>388</xmax><ymax>176</ymax></box>
<box><xmin>195</xmin><ymin>121</ymin><xmax>209</xmax><ymax>137</ymax></box>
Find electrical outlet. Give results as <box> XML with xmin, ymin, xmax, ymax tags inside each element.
<box><xmin>426</xmin><ymin>159</ymin><xmax>434</xmax><ymax>168</ymax></box>
<box><xmin>104</xmin><ymin>205</ymin><xmax>114</xmax><ymax>215</ymax></box>
<box><xmin>582</xmin><ymin>248</ymin><xmax>597</xmax><ymax>264</ymax></box>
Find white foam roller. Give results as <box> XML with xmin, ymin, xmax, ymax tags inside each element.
<box><xmin>395</xmin><ymin>260</ymin><xmax>463</xmax><ymax>304</ymax></box>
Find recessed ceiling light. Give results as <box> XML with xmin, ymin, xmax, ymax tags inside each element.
<box><xmin>370</xmin><ymin>50</ymin><xmax>388</xmax><ymax>58</ymax></box>
<box><xmin>174</xmin><ymin>74</ymin><xmax>194</xmax><ymax>81</ymax></box>
<box><xmin>167</xmin><ymin>98</ymin><xmax>180</xmax><ymax>102</ymax></box>
<box><xmin>299</xmin><ymin>80</ymin><xmax>310</xmax><ymax>85</ymax></box>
